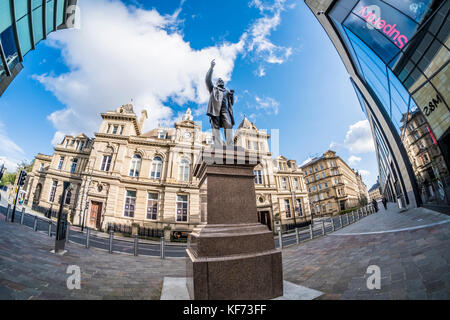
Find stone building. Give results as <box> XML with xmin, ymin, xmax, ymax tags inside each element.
<box><xmin>369</xmin><ymin>182</ymin><xmax>382</xmax><ymax>202</ymax></box>
<box><xmin>25</xmin><ymin>105</ymin><xmax>311</xmax><ymax>238</ymax></box>
<box><xmin>301</xmin><ymin>150</ymin><xmax>365</xmax><ymax>216</ymax></box>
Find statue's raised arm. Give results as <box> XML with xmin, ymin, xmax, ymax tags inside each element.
<box><xmin>205</xmin><ymin>59</ymin><xmax>215</xmax><ymax>93</ymax></box>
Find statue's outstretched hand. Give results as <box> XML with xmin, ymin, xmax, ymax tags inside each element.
<box><xmin>211</xmin><ymin>59</ymin><xmax>216</xmax><ymax>69</ymax></box>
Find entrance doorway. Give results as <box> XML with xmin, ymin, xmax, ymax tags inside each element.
<box><xmin>258</xmin><ymin>211</ymin><xmax>272</xmax><ymax>231</ymax></box>
<box><xmin>89</xmin><ymin>201</ymin><xmax>103</xmax><ymax>229</ymax></box>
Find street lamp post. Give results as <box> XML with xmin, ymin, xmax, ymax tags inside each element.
<box><xmin>291</xmin><ymin>190</ymin><xmax>297</xmax><ymax>227</ymax></box>
<box><xmin>55</xmin><ymin>182</ymin><xmax>71</xmax><ymax>253</ymax></box>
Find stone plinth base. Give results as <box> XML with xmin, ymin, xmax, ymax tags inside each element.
<box><xmin>186</xmin><ymin>147</ymin><xmax>283</xmax><ymax>300</ymax></box>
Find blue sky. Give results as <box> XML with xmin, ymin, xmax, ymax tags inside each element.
<box><xmin>0</xmin><ymin>0</ymin><xmax>378</xmax><ymax>188</ymax></box>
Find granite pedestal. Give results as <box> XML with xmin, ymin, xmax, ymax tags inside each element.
<box><xmin>186</xmin><ymin>147</ymin><xmax>283</xmax><ymax>300</ymax></box>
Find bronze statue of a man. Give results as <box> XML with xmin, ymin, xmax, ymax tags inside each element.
<box><xmin>205</xmin><ymin>59</ymin><xmax>235</xmax><ymax>146</ymax></box>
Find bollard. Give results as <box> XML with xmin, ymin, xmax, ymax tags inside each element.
<box><xmin>345</xmin><ymin>213</ymin><xmax>349</xmax><ymax>225</ymax></box>
<box><xmin>66</xmin><ymin>224</ymin><xmax>70</xmax><ymax>244</ymax></box>
<box><xmin>134</xmin><ymin>235</ymin><xmax>139</xmax><ymax>256</ymax></box>
<box><xmin>309</xmin><ymin>224</ymin><xmax>313</xmax><ymax>240</ymax></box>
<box><xmin>331</xmin><ymin>217</ymin><xmax>335</xmax><ymax>231</ymax></box>
<box><xmin>160</xmin><ymin>237</ymin><xmax>166</xmax><ymax>259</ymax></box>
<box><xmin>20</xmin><ymin>208</ymin><xmax>25</xmax><ymax>225</ymax></box>
<box><xmin>295</xmin><ymin>227</ymin><xmax>299</xmax><ymax>245</ymax></box>
<box><xmin>86</xmin><ymin>227</ymin><xmax>90</xmax><ymax>249</ymax></box>
<box><xmin>351</xmin><ymin>211</ymin><xmax>354</xmax><ymax>223</ymax></box>
<box><xmin>109</xmin><ymin>231</ymin><xmax>114</xmax><ymax>254</ymax></box>
<box><xmin>357</xmin><ymin>209</ymin><xmax>360</xmax><ymax>220</ymax></box>
<box><xmin>339</xmin><ymin>215</ymin><xmax>343</xmax><ymax>228</ymax></box>
<box><xmin>33</xmin><ymin>216</ymin><xmax>38</xmax><ymax>231</ymax></box>
<box><xmin>48</xmin><ymin>222</ymin><xmax>52</xmax><ymax>237</ymax></box>
<box><xmin>322</xmin><ymin>219</ymin><xmax>325</xmax><ymax>235</ymax></box>
<box><xmin>6</xmin><ymin>204</ymin><xmax>10</xmax><ymax>221</ymax></box>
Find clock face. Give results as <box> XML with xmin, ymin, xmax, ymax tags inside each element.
<box><xmin>184</xmin><ymin>131</ymin><xmax>191</xmax><ymax>139</ymax></box>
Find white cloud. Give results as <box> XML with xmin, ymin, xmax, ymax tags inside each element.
<box><xmin>0</xmin><ymin>121</ymin><xmax>27</xmax><ymax>172</ymax></box>
<box><xmin>358</xmin><ymin>169</ymin><xmax>370</xmax><ymax>176</ymax></box>
<box><xmin>254</xmin><ymin>96</ymin><xmax>279</xmax><ymax>115</ymax></box>
<box><xmin>248</xmin><ymin>0</ymin><xmax>293</xmax><ymax>66</ymax></box>
<box><xmin>344</xmin><ymin>120</ymin><xmax>375</xmax><ymax>153</ymax></box>
<box><xmin>348</xmin><ymin>155</ymin><xmax>362</xmax><ymax>165</ymax></box>
<box><xmin>34</xmin><ymin>0</ymin><xmax>294</xmax><ymax>141</ymax></box>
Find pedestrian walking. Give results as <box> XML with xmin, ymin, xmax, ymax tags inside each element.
<box><xmin>372</xmin><ymin>198</ymin><xmax>378</xmax><ymax>212</ymax></box>
<box><xmin>382</xmin><ymin>197</ymin><xmax>387</xmax><ymax>210</ymax></box>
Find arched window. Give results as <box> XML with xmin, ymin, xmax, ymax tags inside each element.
<box><xmin>33</xmin><ymin>183</ymin><xmax>42</xmax><ymax>204</ymax></box>
<box><xmin>150</xmin><ymin>156</ymin><xmax>163</xmax><ymax>179</ymax></box>
<box><xmin>65</xmin><ymin>189</ymin><xmax>72</xmax><ymax>205</ymax></box>
<box><xmin>129</xmin><ymin>154</ymin><xmax>142</xmax><ymax>177</ymax></box>
<box><xmin>178</xmin><ymin>158</ymin><xmax>190</xmax><ymax>182</ymax></box>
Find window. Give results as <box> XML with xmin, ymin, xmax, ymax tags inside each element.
<box><xmin>254</xmin><ymin>170</ymin><xmax>263</xmax><ymax>184</ymax></box>
<box><xmin>308</xmin><ymin>168</ymin><xmax>312</xmax><ymax>174</ymax></box>
<box><xmin>49</xmin><ymin>181</ymin><xmax>58</xmax><ymax>202</ymax></box>
<box><xmin>178</xmin><ymin>159</ymin><xmax>190</xmax><ymax>182</ymax></box>
<box><xmin>314</xmin><ymin>195</ymin><xmax>319</xmax><ymax>201</ymax></box>
<box><xmin>322</xmin><ymin>172</ymin><xmax>326</xmax><ymax>178</ymax></box>
<box><xmin>176</xmin><ymin>195</ymin><xmax>188</xmax><ymax>222</ymax></box>
<box><xmin>57</xmin><ymin>157</ymin><xmax>64</xmax><ymax>170</ymax></box>
<box><xmin>320</xmin><ymin>164</ymin><xmax>324</xmax><ymax>170</ymax></box>
<box><xmin>320</xmin><ymin>193</ymin><xmax>324</xmax><ymax>200</ymax></box>
<box><xmin>328</xmin><ymin>202</ymin><xmax>333</xmax><ymax>211</ymax></box>
<box><xmin>70</xmin><ymin>159</ymin><xmax>78</xmax><ymax>173</ymax></box>
<box><xmin>316</xmin><ymin>174</ymin><xmax>320</xmax><ymax>180</ymax></box>
<box><xmin>324</xmin><ymin>182</ymin><xmax>328</xmax><ymax>188</ymax></box>
<box><xmin>322</xmin><ymin>204</ymin><xmax>327</xmax><ymax>213</ymax></box>
<box><xmin>101</xmin><ymin>155</ymin><xmax>112</xmax><ymax>171</ymax></box>
<box><xmin>285</xmin><ymin>199</ymin><xmax>291</xmax><ymax>218</ymax></box>
<box><xmin>80</xmin><ymin>141</ymin><xmax>85</xmax><ymax>150</ymax></box>
<box><xmin>39</xmin><ymin>163</ymin><xmax>44</xmax><ymax>171</ymax></box>
<box><xmin>150</xmin><ymin>157</ymin><xmax>163</xmax><ymax>179</ymax></box>
<box><xmin>129</xmin><ymin>154</ymin><xmax>142</xmax><ymax>177</ymax></box>
<box><xmin>65</xmin><ymin>189</ymin><xmax>72</xmax><ymax>205</ymax></box>
<box><xmin>315</xmin><ymin>205</ymin><xmax>320</xmax><ymax>214</ymax></box>
<box><xmin>112</xmin><ymin>125</ymin><xmax>118</xmax><ymax>134</ymax></box>
<box><xmin>296</xmin><ymin>199</ymin><xmax>303</xmax><ymax>217</ymax></box>
<box><xmin>312</xmin><ymin>185</ymin><xmax>317</xmax><ymax>192</ymax></box>
<box><xmin>107</xmin><ymin>124</ymin><xmax>111</xmax><ymax>133</ymax></box>
<box><xmin>293</xmin><ymin>178</ymin><xmax>299</xmax><ymax>189</ymax></box>
<box><xmin>124</xmin><ymin>190</ymin><xmax>136</xmax><ymax>217</ymax></box>
<box><xmin>206</xmin><ymin>136</ymin><xmax>213</xmax><ymax>145</ymax></box>
<box><xmin>281</xmin><ymin>178</ymin><xmax>287</xmax><ymax>189</ymax></box>
<box><xmin>120</xmin><ymin>125</ymin><xmax>124</xmax><ymax>135</ymax></box>
<box><xmin>158</xmin><ymin>130</ymin><xmax>167</xmax><ymax>139</ymax></box>
<box><xmin>76</xmin><ymin>141</ymin><xmax>80</xmax><ymax>150</ymax></box>
<box><xmin>311</xmin><ymin>176</ymin><xmax>315</xmax><ymax>182</ymax></box>
<box><xmin>252</xmin><ymin>141</ymin><xmax>259</xmax><ymax>150</ymax></box>
<box><xmin>314</xmin><ymin>167</ymin><xmax>318</xmax><ymax>172</ymax></box>
<box><xmin>318</xmin><ymin>184</ymin><xmax>322</xmax><ymax>190</ymax></box>
<box><xmin>146</xmin><ymin>193</ymin><xmax>158</xmax><ymax>220</ymax></box>
<box><xmin>306</xmin><ymin>177</ymin><xmax>309</xmax><ymax>183</ymax></box>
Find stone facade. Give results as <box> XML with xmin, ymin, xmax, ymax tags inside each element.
<box><xmin>25</xmin><ymin>105</ymin><xmax>311</xmax><ymax>238</ymax></box>
<box><xmin>369</xmin><ymin>182</ymin><xmax>382</xmax><ymax>202</ymax></box>
<box><xmin>301</xmin><ymin>150</ymin><xmax>368</xmax><ymax>216</ymax></box>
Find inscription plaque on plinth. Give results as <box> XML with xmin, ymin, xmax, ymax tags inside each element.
<box><xmin>186</xmin><ymin>147</ymin><xmax>283</xmax><ymax>300</ymax></box>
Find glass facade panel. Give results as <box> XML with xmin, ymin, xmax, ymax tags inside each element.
<box><xmin>56</xmin><ymin>0</ymin><xmax>65</xmax><ymax>26</ymax></box>
<box><xmin>17</xmin><ymin>16</ymin><xmax>32</xmax><ymax>55</ymax></box>
<box><xmin>1</xmin><ymin>26</ymin><xmax>20</xmax><ymax>71</ymax></box>
<box><xmin>329</xmin><ymin>0</ymin><xmax>450</xmax><ymax>207</ymax></box>
<box><xmin>32</xmin><ymin>6</ymin><xmax>44</xmax><ymax>43</ymax></box>
<box><xmin>15</xmin><ymin>0</ymin><xmax>29</xmax><ymax>20</ymax></box>
<box><xmin>0</xmin><ymin>2</ymin><xmax>12</xmax><ymax>34</ymax></box>
<box><xmin>46</xmin><ymin>0</ymin><xmax>55</xmax><ymax>34</ymax></box>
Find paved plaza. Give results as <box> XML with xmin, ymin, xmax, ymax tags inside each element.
<box><xmin>0</xmin><ymin>202</ymin><xmax>449</xmax><ymax>299</ymax></box>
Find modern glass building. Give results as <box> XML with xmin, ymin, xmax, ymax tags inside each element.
<box><xmin>305</xmin><ymin>0</ymin><xmax>449</xmax><ymax>213</ymax></box>
<box><xmin>0</xmin><ymin>0</ymin><xmax>78</xmax><ymax>96</ymax></box>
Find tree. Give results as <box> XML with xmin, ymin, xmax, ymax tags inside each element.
<box><xmin>1</xmin><ymin>172</ymin><xmax>17</xmax><ymax>186</ymax></box>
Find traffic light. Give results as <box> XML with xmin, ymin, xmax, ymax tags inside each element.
<box><xmin>0</xmin><ymin>164</ymin><xmax>5</xmax><ymax>180</ymax></box>
<box><xmin>19</xmin><ymin>170</ymin><xmax>27</xmax><ymax>186</ymax></box>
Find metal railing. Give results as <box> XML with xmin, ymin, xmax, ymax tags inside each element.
<box><xmin>276</xmin><ymin>204</ymin><xmax>376</xmax><ymax>248</ymax></box>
